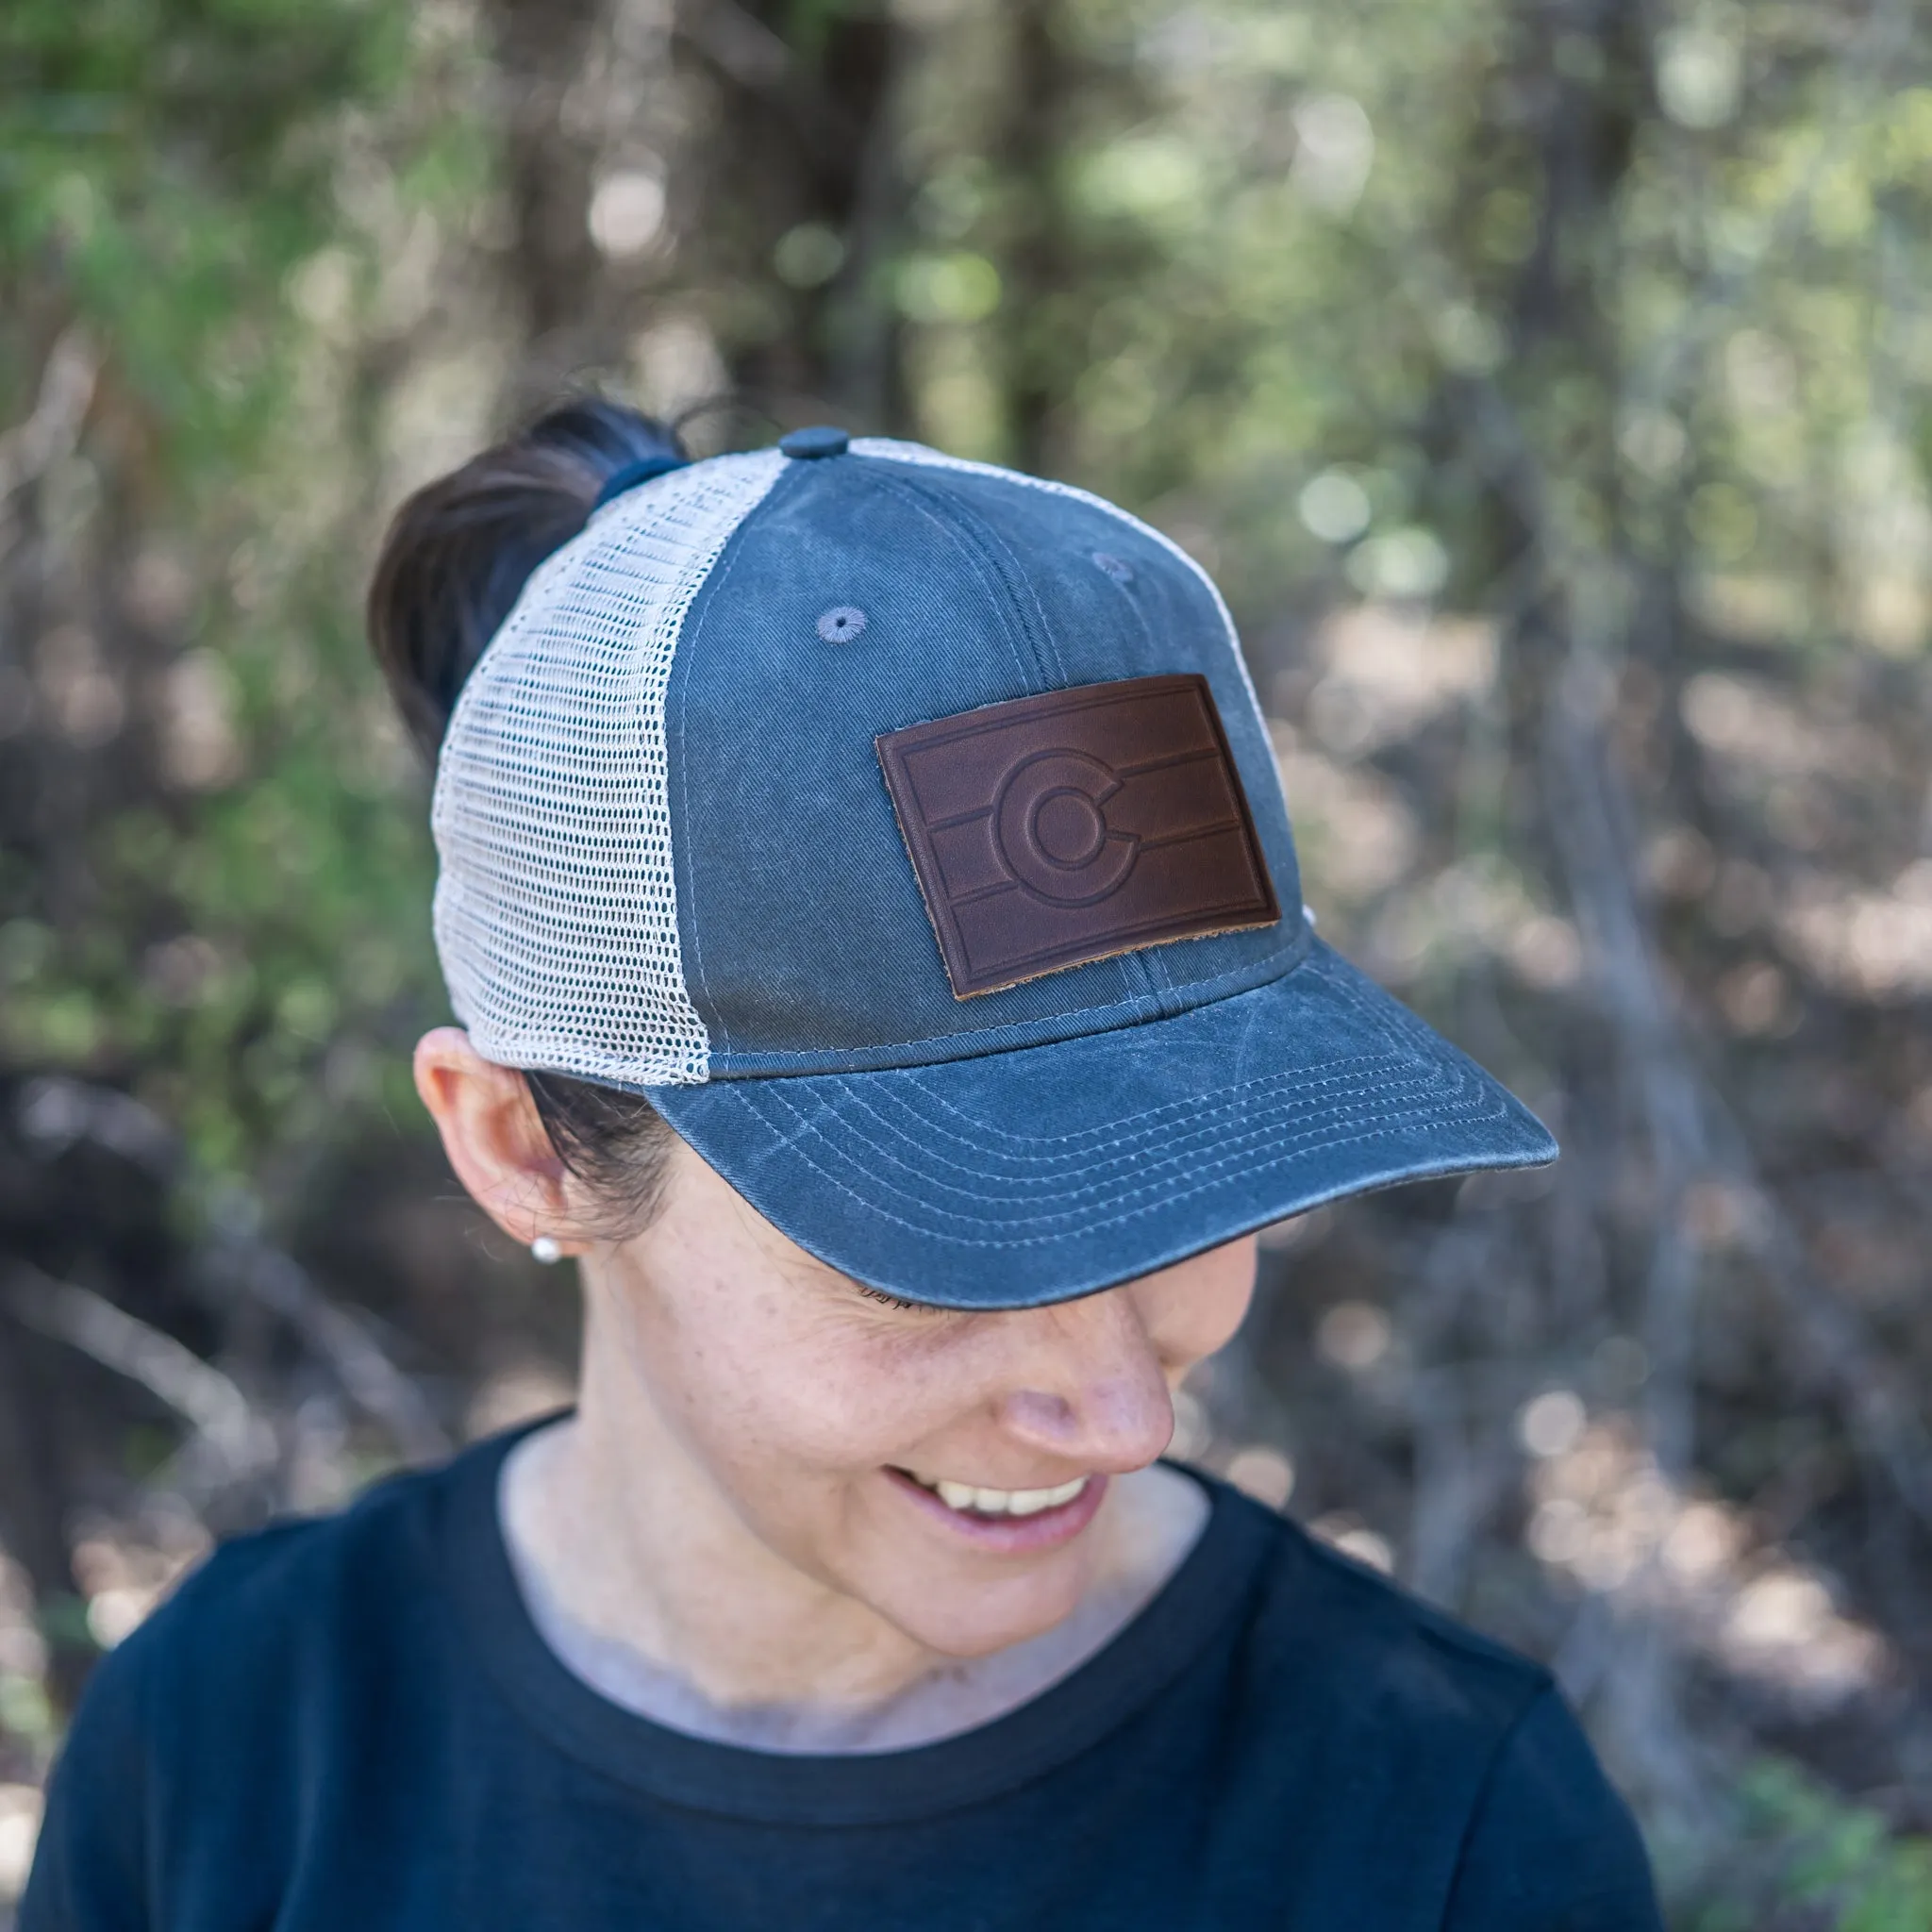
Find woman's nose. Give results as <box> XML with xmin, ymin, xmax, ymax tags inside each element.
<box><xmin>994</xmin><ymin>1286</ymin><xmax>1176</xmax><ymax>1474</ymax></box>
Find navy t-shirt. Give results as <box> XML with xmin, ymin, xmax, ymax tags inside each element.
<box><xmin>24</xmin><ymin>1427</ymin><xmax>1661</xmax><ymax>1929</ymax></box>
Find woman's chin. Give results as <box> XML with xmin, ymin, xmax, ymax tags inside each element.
<box><xmin>855</xmin><ymin>1553</ymin><xmax>1094</xmax><ymax>1662</ymax></box>
<box><xmin>897</xmin><ymin>1600</ymin><xmax>1084</xmax><ymax>1661</ymax></box>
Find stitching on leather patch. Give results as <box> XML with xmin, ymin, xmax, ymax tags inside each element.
<box><xmin>876</xmin><ymin>675</ymin><xmax>1281</xmax><ymax>998</ymax></box>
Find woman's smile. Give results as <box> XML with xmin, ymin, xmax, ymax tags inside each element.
<box><xmin>885</xmin><ymin>1466</ymin><xmax>1108</xmax><ymax>1554</ymax></box>
<box><xmin>901</xmin><ymin>1471</ymin><xmax>1092</xmax><ymax>1517</ymax></box>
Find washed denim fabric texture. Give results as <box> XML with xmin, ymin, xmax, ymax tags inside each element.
<box><xmin>652</xmin><ymin>446</ymin><xmax>1307</xmax><ymax>1070</ymax></box>
<box><xmin>431</xmin><ymin>431</ymin><xmax>1557</xmax><ymax>1306</ymax></box>
<box><xmin>654</xmin><ymin>944</ymin><xmax>1553</xmax><ymax>1306</ymax></box>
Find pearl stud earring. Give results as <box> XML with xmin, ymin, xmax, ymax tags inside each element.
<box><xmin>530</xmin><ymin>1235</ymin><xmax>563</xmax><ymax>1265</ymax></box>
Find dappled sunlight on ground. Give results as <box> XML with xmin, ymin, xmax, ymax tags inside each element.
<box><xmin>1524</xmin><ymin>1413</ymin><xmax>1887</xmax><ymax>1714</ymax></box>
<box><xmin>0</xmin><ymin>1783</ymin><xmax>42</xmax><ymax>1909</ymax></box>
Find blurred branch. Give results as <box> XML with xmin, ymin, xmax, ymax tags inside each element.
<box><xmin>15</xmin><ymin>1078</ymin><xmax>175</xmax><ymax>1179</ymax></box>
<box><xmin>0</xmin><ymin>328</ymin><xmax>95</xmax><ymax>508</ymax></box>
<box><xmin>2</xmin><ymin>1263</ymin><xmax>272</xmax><ymax>1483</ymax></box>
<box><xmin>1707</xmin><ymin>1122</ymin><xmax>1932</xmax><ymax>1538</ymax></box>
<box><xmin>226</xmin><ymin>1246</ymin><xmax>450</xmax><ymax>1465</ymax></box>
<box><xmin>679</xmin><ymin>0</ymin><xmax>791</xmax><ymax>90</ymax></box>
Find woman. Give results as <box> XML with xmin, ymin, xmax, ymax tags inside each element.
<box><xmin>24</xmin><ymin>403</ymin><xmax>1662</xmax><ymax>1928</ymax></box>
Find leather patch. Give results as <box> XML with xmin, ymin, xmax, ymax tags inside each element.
<box><xmin>876</xmin><ymin>675</ymin><xmax>1280</xmax><ymax>998</ymax></box>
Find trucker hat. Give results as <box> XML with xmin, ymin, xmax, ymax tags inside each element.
<box><xmin>430</xmin><ymin>426</ymin><xmax>1556</xmax><ymax>1306</ymax></box>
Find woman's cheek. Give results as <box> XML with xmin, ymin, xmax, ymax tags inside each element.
<box><xmin>760</xmin><ymin>1346</ymin><xmax>945</xmax><ymax>1472</ymax></box>
<box><xmin>1196</xmin><ymin>1271</ymin><xmax>1257</xmax><ymax>1361</ymax></box>
<box><xmin>1144</xmin><ymin>1243</ymin><xmax>1257</xmax><ymax>1375</ymax></box>
<box><xmin>741</xmin><ymin>1324</ymin><xmax>978</xmax><ymax>1477</ymax></box>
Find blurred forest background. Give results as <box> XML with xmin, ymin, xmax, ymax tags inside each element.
<box><xmin>5</xmin><ymin>0</ymin><xmax>1932</xmax><ymax>1921</ymax></box>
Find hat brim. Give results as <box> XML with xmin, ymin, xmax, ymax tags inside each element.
<box><xmin>645</xmin><ymin>941</ymin><xmax>1557</xmax><ymax>1308</ymax></box>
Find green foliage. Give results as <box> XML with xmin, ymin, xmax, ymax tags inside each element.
<box><xmin>2</xmin><ymin>0</ymin><xmax>412</xmax><ymax>470</ymax></box>
<box><xmin>1687</xmin><ymin>1762</ymin><xmax>1932</xmax><ymax>1932</ymax></box>
<box><xmin>0</xmin><ymin>0</ymin><xmax>476</xmax><ymax>1195</ymax></box>
<box><xmin>886</xmin><ymin>0</ymin><xmax>1932</xmax><ymax>676</ymax></box>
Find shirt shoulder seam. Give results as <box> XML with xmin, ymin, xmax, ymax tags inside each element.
<box><xmin>1439</xmin><ymin>1679</ymin><xmax>1566</xmax><ymax>1900</ymax></box>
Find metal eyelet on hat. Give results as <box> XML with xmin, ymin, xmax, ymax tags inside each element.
<box><xmin>816</xmin><ymin>606</ymin><xmax>867</xmax><ymax>643</ymax></box>
<box><xmin>1091</xmin><ymin>551</ymin><xmax>1134</xmax><ymax>584</ymax></box>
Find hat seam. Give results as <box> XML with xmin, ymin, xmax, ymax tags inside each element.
<box><xmin>672</xmin><ymin>473</ymin><xmax>795</xmax><ymax>1061</ymax></box>
<box><xmin>736</xmin><ymin>1079</ymin><xmax>1514</xmax><ymax>1248</ymax></box>
<box><xmin>742</xmin><ymin>1063</ymin><xmax>1499</xmax><ymax>1224</ymax></box>
<box><xmin>874</xmin><ymin>951</ymin><xmax>1434</xmax><ymax>1154</ymax></box>
<box><xmin>867</xmin><ymin>468</ymin><xmax>1215</xmax><ymax>1016</ymax></box>
<box><xmin>868</xmin><ymin>467</ymin><xmax>1068</xmax><ymax>687</ymax></box>
<box><xmin>860</xmin><ymin>469</ymin><xmax>1041</xmax><ymax>690</ymax></box>
<box><xmin>853</xmin><ymin>440</ymin><xmax>1274</xmax><ymax>778</ymax></box>
<box><xmin>834</xmin><ymin>1073</ymin><xmax>1468</xmax><ymax>1188</ymax></box>
<box><xmin>690</xmin><ymin>934</ymin><xmax>1310</xmax><ymax>1078</ymax></box>
<box><xmin>770</xmin><ymin>1065</ymin><xmax>1480</xmax><ymax>1212</ymax></box>
<box><xmin>875</xmin><ymin>1044</ymin><xmax>1453</xmax><ymax>1165</ymax></box>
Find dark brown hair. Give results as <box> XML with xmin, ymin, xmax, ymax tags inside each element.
<box><xmin>368</xmin><ymin>397</ymin><xmax>686</xmax><ymax>1236</ymax></box>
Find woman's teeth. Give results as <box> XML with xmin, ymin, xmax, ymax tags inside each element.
<box><xmin>909</xmin><ymin>1474</ymin><xmax>1089</xmax><ymax>1518</ymax></box>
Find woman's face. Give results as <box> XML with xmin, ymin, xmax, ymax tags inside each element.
<box><xmin>599</xmin><ymin>1138</ymin><xmax>1257</xmax><ymax>1659</ymax></box>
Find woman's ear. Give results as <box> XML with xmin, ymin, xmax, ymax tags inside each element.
<box><xmin>413</xmin><ymin>1028</ymin><xmax>585</xmax><ymax>1256</ymax></box>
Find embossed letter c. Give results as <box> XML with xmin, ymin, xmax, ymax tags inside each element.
<box><xmin>992</xmin><ymin>750</ymin><xmax>1141</xmax><ymax>905</ymax></box>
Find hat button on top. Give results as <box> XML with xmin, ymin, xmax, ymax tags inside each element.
<box><xmin>779</xmin><ymin>425</ymin><xmax>850</xmax><ymax>459</ymax></box>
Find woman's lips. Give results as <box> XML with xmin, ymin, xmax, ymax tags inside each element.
<box><xmin>885</xmin><ymin>1466</ymin><xmax>1108</xmax><ymax>1554</ymax></box>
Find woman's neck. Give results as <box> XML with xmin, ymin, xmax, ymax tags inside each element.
<box><xmin>496</xmin><ymin>1310</ymin><xmax>1208</xmax><ymax>1748</ymax></box>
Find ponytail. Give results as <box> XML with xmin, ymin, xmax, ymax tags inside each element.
<box><xmin>367</xmin><ymin>397</ymin><xmax>689</xmax><ymax>1235</ymax></box>
<box><xmin>367</xmin><ymin>398</ymin><xmax>688</xmax><ymax>758</ymax></box>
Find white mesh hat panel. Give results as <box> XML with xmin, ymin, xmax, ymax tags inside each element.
<box><xmin>431</xmin><ymin>449</ymin><xmax>787</xmax><ymax>1087</ymax></box>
